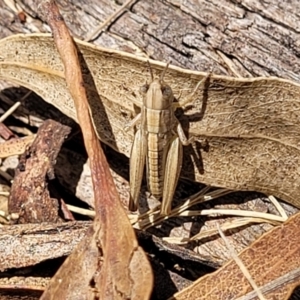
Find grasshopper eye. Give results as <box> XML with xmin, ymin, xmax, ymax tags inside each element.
<box><xmin>140</xmin><ymin>84</ymin><xmax>149</xmax><ymax>94</ymax></box>
<box><xmin>162</xmin><ymin>85</ymin><xmax>173</xmax><ymax>99</ymax></box>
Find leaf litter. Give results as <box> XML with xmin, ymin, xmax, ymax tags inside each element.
<box><xmin>0</xmin><ymin>0</ymin><xmax>298</xmax><ymax>300</ymax></box>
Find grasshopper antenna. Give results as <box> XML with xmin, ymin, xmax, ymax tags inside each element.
<box><xmin>147</xmin><ymin>60</ymin><xmax>154</xmax><ymax>81</ymax></box>
<box><xmin>160</xmin><ymin>61</ymin><xmax>170</xmax><ymax>83</ymax></box>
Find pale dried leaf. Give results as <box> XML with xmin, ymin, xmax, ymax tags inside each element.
<box><xmin>0</xmin><ymin>34</ymin><xmax>299</xmax><ymax>208</ymax></box>
<box><xmin>0</xmin><ymin>135</ymin><xmax>35</xmax><ymax>158</ymax></box>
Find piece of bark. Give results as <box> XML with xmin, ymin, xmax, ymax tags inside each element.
<box><xmin>0</xmin><ymin>123</ymin><xmax>15</xmax><ymax>140</ymax></box>
<box><xmin>0</xmin><ymin>291</ymin><xmax>42</xmax><ymax>300</ymax></box>
<box><xmin>8</xmin><ymin>119</ymin><xmax>71</xmax><ymax>223</ymax></box>
<box><xmin>0</xmin><ymin>221</ymin><xmax>91</xmax><ymax>271</ymax></box>
<box><xmin>0</xmin><ymin>0</ymin><xmax>299</xmax><ymax>81</ymax></box>
<box><xmin>0</xmin><ymin>257</ymin><xmax>65</xmax><ymax>299</ymax></box>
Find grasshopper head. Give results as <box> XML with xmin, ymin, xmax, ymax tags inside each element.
<box><xmin>140</xmin><ymin>62</ymin><xmax>174</xmax><ymax>110</ymax></box>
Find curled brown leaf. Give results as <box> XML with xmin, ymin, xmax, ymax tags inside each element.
<box><xmin>38</xmin><ymin>1</ymin><xmax>153</xmax><ymax>299</ymax></box>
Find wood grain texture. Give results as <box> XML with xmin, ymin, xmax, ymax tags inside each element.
<box><xmin>0</xmin><ymin>221</ymin><xmax>90</xmax><ymax>271</ymax></box>
<box><xmin>1</xmin><ymin>0</ymin><xmax>299</xmax><ymax>80</ymax></box>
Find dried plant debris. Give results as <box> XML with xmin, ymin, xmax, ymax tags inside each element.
<box><xmin>38</xmin><ymin>2</ymin><xmax>153</xmax><ymax>299</ymax></box>
<box><xmin>1</xmin><ymin>34</ymin><xmax>300</xmax><ymax>209</ymax></box>
<box><xmin>171</xmin><ymin>212</ymin><xmax>300</xmax><ymax>300</ymax></box>
<box><xmin>0</xmin><ymin>1</ymin><xmax>299</xmax><ymax>299</ymax></box>
<box><xmin>0</xmin><ymin>135</ymin><xmax>35</xmax><ymax>158</ymax></box>
<box><xmin>8</xmin><ymin>119</ymin><xmax>71</xmax><ymax>224</ymax></box>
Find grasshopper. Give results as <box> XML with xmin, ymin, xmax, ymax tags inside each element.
<box><xmin>128</xmin><ymin>63</ymin><xmax>208</xmax><ymax>215</ymax></box>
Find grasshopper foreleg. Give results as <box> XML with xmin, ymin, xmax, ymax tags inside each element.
<box><xmin>176</xmin><ymin>120</ymin><xmax>195</xmax><ymax>145</ymax></box>
<box><xmin>174</xmin><ymin>73</ymin><xmax>211</xmax><ymax>109</ymax></box>
<box><xmin>124</xmin><ymin>113</ymin><xmax>141</xmax><ymax>131</ymax></box>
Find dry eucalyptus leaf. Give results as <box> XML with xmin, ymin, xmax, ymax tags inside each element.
<box><xmin>0</xmin><ymin>34</ymin><xmax>300</xmax><ymax>208</ymax></box>
<box><xmin>39</xmin><ymin>223</ymin><xmax>100</xmax><ymax>300</ymax></box>
<box><xmin>170</xmin><ymin>212</ymin><xmax>300</xmax><ymax>300</ymax></box>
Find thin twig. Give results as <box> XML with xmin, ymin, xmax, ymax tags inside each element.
<box><xmin>0</xmin><ymin>91</ymin><xmax>31</xmax><ymax>123</ymax></box>
<box><xmin>66</xmin><ymin>204</ymin><xmax>95</xmax><ymax>218</ymax></box>
<box><xmin>178</xmin><ymin>208</ymin><xmax>286</xmax><ymax>222</ymax></box>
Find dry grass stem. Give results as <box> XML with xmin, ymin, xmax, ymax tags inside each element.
<box><xmin>179</xmin><ymin>209</ymin><xmax>286</xmax><ymax>222</ymax></box>
<box><xmin>66</xmin><ymin>204</ymin><xmax>95</xmax><ymax>218</ymax></box>
<box><xmin>0</xmin><ymin>90</ymin><xmax>31</xmax><ymax>123</ymax></box>
<box><xmin>268</xmin><ymin>195</ymin><xmax>288</xmax><ymax>220</ymax></box>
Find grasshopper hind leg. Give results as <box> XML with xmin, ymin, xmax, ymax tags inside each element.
<box><xmin>160</xmin><ymin>136</ymin><xmax>183</xmax><ymax>216</ymax></box>
<box><xmin>129</xmin><ymin>128</ymin><xmax>147</xmax><ymax>211</ymax></box>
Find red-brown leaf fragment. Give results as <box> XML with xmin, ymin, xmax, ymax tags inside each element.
<box><xmin>39</xmin><ymin>1</ymin><xmax>153</xmax><ymax>299</ymax></box>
